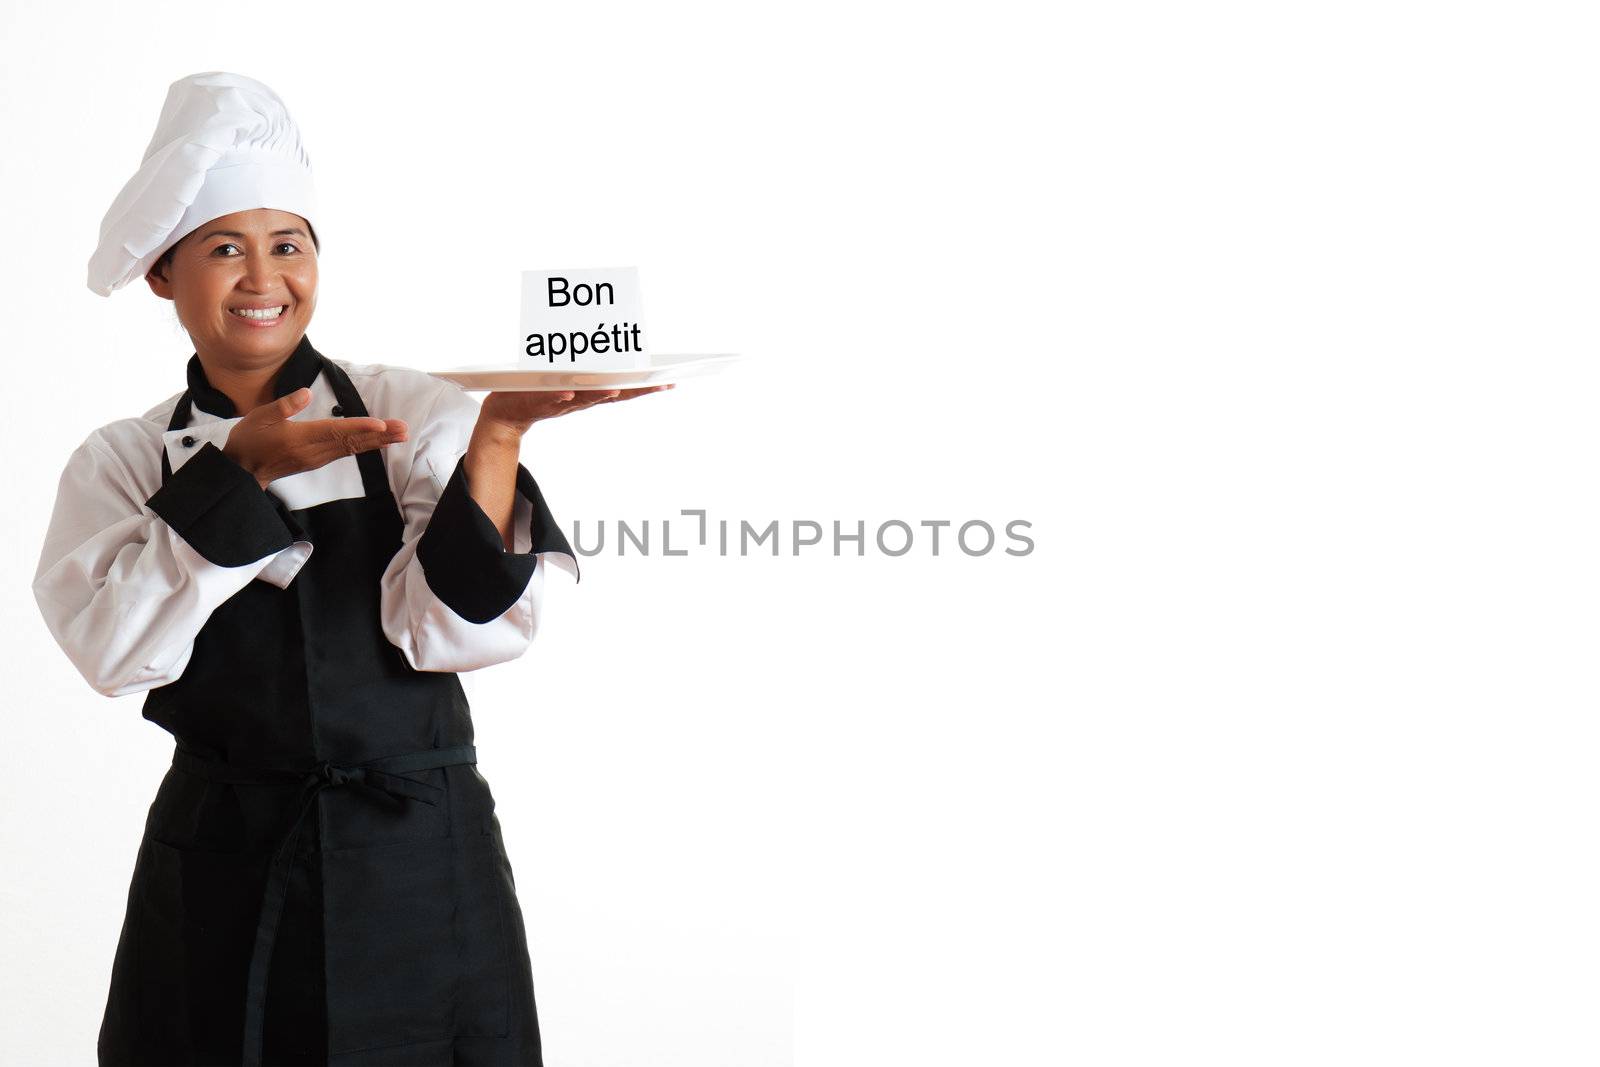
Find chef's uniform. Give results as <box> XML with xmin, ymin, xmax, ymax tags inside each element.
<box><xmin>44</xmin><ymin>71</ymin><xmax>581</xmax><ymax>1065</ymax></box>
<box><xmin>35</xmin><ymin>332</ymin><xmax>580</xmax><ymax>1064</ymax></box>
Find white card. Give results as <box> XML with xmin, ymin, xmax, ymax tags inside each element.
<box><xmin>520</xmin><ymin>267</ymin><xmax>650</xmax><ymax>369</ymax></box>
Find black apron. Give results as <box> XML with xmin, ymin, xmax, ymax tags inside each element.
<box><xmin>98</xmin><ymin>342</ymin><xmax>545</xmax><ymax>1066</ymax></box>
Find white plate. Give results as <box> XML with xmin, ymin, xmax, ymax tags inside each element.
<box><xmin>429</xmin><ymin>353</ymin><xmax>739</xmax><ymax>391</ymax></box>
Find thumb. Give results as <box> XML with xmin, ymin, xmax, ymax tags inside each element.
<box><xmin>261</xmin><ymin>387</ymin><xmax>312</xmax><ymax>425</ymax></box>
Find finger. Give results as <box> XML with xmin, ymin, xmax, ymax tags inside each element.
<box><xmin>597</xmin><ymin>386</ymin><xmax>671</xmax><ymax>403</ymax></box>
<box><xmin>304</xmin><ymin>421</ymin><xmax>407</xmax><ymax>462</ymax></box>
<box><xmin>316</xmin><ymin>428</ymin><xmax>401</xmax><ymax>463</ymax></box>
<box><xmin>331</xmin><ymin>418</ymin><xmax>406</xmax><ymax>450</ymax></box>
<box><xmin>554</xmin><ymin>386</ymin><xmax>668</xmax><ymax>413</ymax></box>
<box><xmin>257</xmin><ymin>387</ymin><xmax>315</xmax><ymax>426</ymax></box>
<box><xmin>357</xmin><ymin>425</ymin><xmax>408</xmax><ymax>449</ymax></box>
<box><xmin>304</xmin><ymin>415</ymin><xmax>388</xmax><ymax>438</ymax></box>
<box><xmin>560</xmin><ymin>389</ymin><xmax>619</xmax><ymax>410</ymax></box>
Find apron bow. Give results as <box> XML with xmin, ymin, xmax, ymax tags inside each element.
<box><xmin>312</xmin><ymin>759</ymin><xmax>445</xmax><ymax>807</ymax></box>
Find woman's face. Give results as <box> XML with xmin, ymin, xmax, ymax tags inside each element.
<box><xmin>144</xmin><ymin>207</ymin><xmax>318</xmax><ymax>365</ymax></box>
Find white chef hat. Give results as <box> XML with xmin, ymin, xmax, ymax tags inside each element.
<box><xmin>86</xmin><ymin>71</ymin><xmax>320</xmax><ymax>297</ymax></box>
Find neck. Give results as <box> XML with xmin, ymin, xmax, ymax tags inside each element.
<box><xmin>195</xmin><ymin>342</ymin><xmax>294</xmax><ymax>416</ymax></box>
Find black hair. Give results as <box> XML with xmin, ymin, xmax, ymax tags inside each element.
<box><xmin>150</xmin><ymin>219</ymin><xmax>321</xmax><ymax>283</ymax></box>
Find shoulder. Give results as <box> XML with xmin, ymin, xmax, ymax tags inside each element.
<box><xmin>330</xmin><ymin>358</ymin><xmax>479</xmax><ymax>427</ymax></box>
<box><xmin>46</xmin><ymin>407</ymin><xmax>171</xmax><ymax>511</ymax></box>
<box><xmin>69</xmin><ymin>392</ymin><xmax>181</xmax><ymax>474</ymax></box>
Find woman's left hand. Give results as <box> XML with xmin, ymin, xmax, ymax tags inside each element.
<box><xmin>477</xmin><ymin>384</ymin><xmax>673</xmax><ymax>438</ymax></box>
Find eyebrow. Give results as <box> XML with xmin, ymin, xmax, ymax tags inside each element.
<box><xmin>198</xmin><ymin>227</ymin><xmax>310</xmax><ymax>242</ymax></box>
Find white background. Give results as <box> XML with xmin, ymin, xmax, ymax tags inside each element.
<box><xmin>1</xmin><ymin>2</ymin><xmax>1594</xmax><ymax>1065</ymax></box>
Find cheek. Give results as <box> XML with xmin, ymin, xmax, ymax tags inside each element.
<box><xmin>180</xmin><ymin>276</ymin><xmax>233</xmax><ymax>313</ymax></box>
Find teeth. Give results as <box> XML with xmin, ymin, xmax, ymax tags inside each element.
<box><xmin>231</xmin><ymin>306</ymin><xmax>285</xmax><ymax>320</ymax></box>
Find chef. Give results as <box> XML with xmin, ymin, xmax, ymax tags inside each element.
<box><xmin>33</xmin><ymin>71</ymin><xmax>664</xmax><ymax>1066</ymax></box>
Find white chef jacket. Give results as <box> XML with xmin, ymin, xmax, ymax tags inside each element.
<box><xmin>32</xmin><ymin>357</ymin><xmax>580</xmax><ymax>697</ymax></box>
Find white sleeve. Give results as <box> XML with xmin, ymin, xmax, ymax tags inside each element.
<box><xmin>379</xmin><ymin>381</ymin><xmax>580</xmax><ymax>673</ymax></box>
<box><xmin>32</xmin><ymin>436</ymin><xmax>314</xmax><ymax>697</ymax></box>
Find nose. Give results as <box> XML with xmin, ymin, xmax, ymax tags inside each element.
<box><xmin>238</xmin><ymin>247</ymin><xmax>281</xmax><ymax>294</ymax></box>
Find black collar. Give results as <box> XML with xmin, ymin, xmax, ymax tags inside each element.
<box><xmin>185</xmin><ymin>333</ymin><xmax>326</xmax><ymax>418</ymax></box>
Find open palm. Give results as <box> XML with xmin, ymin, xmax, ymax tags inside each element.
<box><xmin>479</xmin><ymin>384</ymin><xmax>673</xmax><ymax>434</ymax></box>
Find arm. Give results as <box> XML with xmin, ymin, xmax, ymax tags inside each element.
<box><xmin>463</xmin><ymin>419</ymin><xmax>525</xmax><ymax>550</ymax></box>
<box><xmin>379</xmin><ymin>381</ymin><xmax>579</xmax><ymax>673</ymax></box>
<box><xmin>32</xmin><ymin>435</ymin><xmax>313</xmax><ymax>697</ymax></box>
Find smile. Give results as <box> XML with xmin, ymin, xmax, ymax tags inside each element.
<box><xmin>229</xmin><ymin>305</ymin><xmax>288</xmax><ymax>324</ymax></box>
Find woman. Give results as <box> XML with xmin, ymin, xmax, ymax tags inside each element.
<box><xmin>33</xmin><ymin>72</ymin><xmax>662</xmax><ymax>1065</ymax></box>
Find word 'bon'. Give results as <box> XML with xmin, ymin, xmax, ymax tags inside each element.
<box><xmin>546</xmin><ymin>276</ymin><xmax>615</xmax><ymax>307</ymax></box>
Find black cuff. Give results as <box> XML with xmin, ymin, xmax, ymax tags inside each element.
<box><xmin>144</xmin><ymin>442</ymin><xmax>300</xmax><ymax>567</ymax></box>
<box><xmin>417</xmin><ymin>454</ymin><xmax>580</xmax><ymax>624</ymax></box>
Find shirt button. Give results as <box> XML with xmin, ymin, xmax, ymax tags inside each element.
<box><xmin>181</xmin><ymin>435</ymin><xmax>196</xmax><ymax>447</ymax></box>
<box><xmin>331</xmin><ymin>404</ymin><xmax>344</xmax><ymax>417</ymax></box>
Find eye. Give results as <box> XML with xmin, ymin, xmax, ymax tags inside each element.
<box><xmin>274</xmin><ymin>242</ymin><xmax>301</xmax><ymax>255</ymax></box>
<box><xmin>212</xmin><ymin>243</ymin><xmax>241</xmax><ymax>256</ymax></box>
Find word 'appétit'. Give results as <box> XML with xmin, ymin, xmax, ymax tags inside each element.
<box><xmin>525</xmin><ymin>322</ymin><xmax>644</xmax><ymax>362</ymax></box>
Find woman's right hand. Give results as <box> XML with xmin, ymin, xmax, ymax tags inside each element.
<box><xmin>222</xmin><ymin>387</ymin><xmax>408</xmax><ymax>490</ymax></box>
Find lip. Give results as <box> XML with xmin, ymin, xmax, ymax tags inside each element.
<box><xmin>229</xmin><ymin>303</ymin><xmax>289</xmax><ymax>328</ymax></box>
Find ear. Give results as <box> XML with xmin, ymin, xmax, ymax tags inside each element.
<box><xmin>145</xmin><ymin>264</ymin><xmax>173</xmax><ymax>300</ymax></box>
